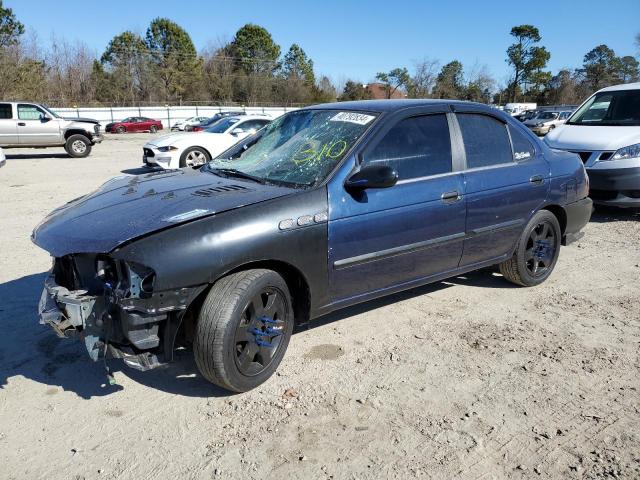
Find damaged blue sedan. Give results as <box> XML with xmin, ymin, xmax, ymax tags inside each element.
<box><xmin>32</xmin><ymin>100</ymin><xmax>592</xmax><ymax>392</ymax></box>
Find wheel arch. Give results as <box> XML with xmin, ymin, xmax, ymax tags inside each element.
<box><xmin>64</xmin><ymin>129</ymin><xmax>91</xmax><ymax>141</ymax></box>
<box><xmin>178</xmin><ymin>259</ymin><xmax>312</xmax><ymax>347</ymax></box>
<box><xmin>541</xmin><ymin>204</ymin><xmax>567</xmax><ymax>235</ymax></box>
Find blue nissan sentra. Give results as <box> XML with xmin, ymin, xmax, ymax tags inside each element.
<box><xmin>32</xmin><ymin>100</ymin><xmax>592</xmax><ymax>392</ymax></box>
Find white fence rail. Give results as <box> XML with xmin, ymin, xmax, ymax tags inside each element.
<box><xmin>49</xmin><ymin>106</ymin><xmax>295</xmax><ymax>129</ymax></box>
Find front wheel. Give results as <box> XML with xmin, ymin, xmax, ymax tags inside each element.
<box><xmin>116</xmin><ymin>125</ymin><xmax>126</xmax><ymax>134</ymax></box>
<box><xmin>179</xmin><ymin>147</ymin><xmax>211</xmax><ymax>168</ymax></box>
<box><xmin>149</xmin><ymin>125</ymin><xmax>158</xmax><ymax>133</ymax></box>
<box><xmin>64</xmin><ymin>134</ymin><xmax>92</xmax><ymax>158</ymax></box>
<box><xmin>499</xmin><ymin>210</ymin><xmax>561</xmax><ymax>287</ymax></box>
<box><xmin>194</xmin><ymin>269</ymin><xmax>294</xmax><ymax>392</ymax></box>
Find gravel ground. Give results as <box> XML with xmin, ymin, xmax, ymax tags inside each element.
<box><xmin>0</xmin><ymin>134</ymin><xmax>639</xmax><ymax>480</ymax></box>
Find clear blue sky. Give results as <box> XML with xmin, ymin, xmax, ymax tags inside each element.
<box><xmin>9</xmin><ymin>0</ymin><xmax>640</xmax><ymax>86</ymax></box>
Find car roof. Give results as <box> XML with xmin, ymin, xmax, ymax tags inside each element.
<box><xmin>597</xmin><ymin>82</ymin><xmax>640</xmax><ymax>93</ymax></box>
<box><xmin>303</xmin><ymin>99</ymin><xmax>489</xmax><ymax>114</ymax></box>
<box><xmin>233</xmin><ymin>115</ymin><xmax>271</xmax><ymax>120</ymax></box>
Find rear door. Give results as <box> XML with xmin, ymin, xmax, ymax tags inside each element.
<box><xmin>0</xmin><ymin>103</ymin><xmax>19</xmax><ymax>145</ymax></box>
<box><xmin>17</xmin><ymin>104</ymin><xmax>61</xmax><ymax>145</ymax></box>
<box><xmin>328</xmin><ymin>109</ymin><xmax>466</xmax><ymax>302</ymax></box>
<box><xmin>454</xmin><ymin>108</ymin><xmax>549</xmax><ymax>267</ymax></box>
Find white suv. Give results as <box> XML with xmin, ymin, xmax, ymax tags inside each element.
<box><xmin>545</xmin><ymin>83</ymin><xmax>640</xmax><ymax>208</ymax></box>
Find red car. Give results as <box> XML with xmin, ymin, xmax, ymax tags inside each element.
<box><xmin>105</xmin><ymin>117</ymin><xmax>163</xmax><ymax>134</ymax></box>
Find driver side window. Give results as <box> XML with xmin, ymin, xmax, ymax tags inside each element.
<box><xmin>18</xmin><ymin>104</ymin><xmax>45</xmax><ymax>120</ymax></box>
<box><xmin>364</xmin><ymin>114</ymin><xmax>452</xmax><ymax>180</ymax></box>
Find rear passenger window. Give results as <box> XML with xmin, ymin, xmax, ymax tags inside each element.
<box><xmin>509</xmin><ymin>125</ymin><xmax>536</xmax><ymax>161</ymax></box>
<box><xmin>0</xmin><ymin>104</ymin><xmax>12</xmax><ymax>119</ymax></box>
<box><xmin>366</xmin><ymin>114</ymin><xmax>452</xmax><ymax>180</ymax></box>
<box><xmin>457</xmin><ymin>114</ymin><xmax>513</xmax><ymax>169</ymax></box>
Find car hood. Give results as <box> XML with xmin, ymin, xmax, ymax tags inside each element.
<box><xmin>63</xmin><ymin>117</ymin><xmax>100</xmax><ymax>125</ymax></box>
<box><xmin>545</xmin><ymin>124</ymin><xmax>640</xmax><ymax>151</ymax></box>
<box><xmin>147</xmin><ymin>132</ymin><xmax>225</xmax><ymax>148</ymax></box>
<box><xmin>32</xmin><ymin>168</ymin><xmax>295</xmax><ymax>257</ymax></box>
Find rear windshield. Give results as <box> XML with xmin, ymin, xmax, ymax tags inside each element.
<box><xmin>537</xmin><ymin>112</ymin><xmax>558</xmax><ymax>120</ymax></box>
<box><xmin>568</xmin><ymin>90</ymin><xmax>640</xmax><ymax>126</ymax></box>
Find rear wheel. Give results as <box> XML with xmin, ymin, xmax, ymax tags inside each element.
<box><xmin>499</xmin><ymin>210</ymin><xmax>561</xmax><ymax>287</ymax></box>
<box><xmin>194</xmin><ymin>269</ymin><xmax>294</xmax><ymax>392</ymax></box>
<box><xmin>179</xmin><ymin>147</ymin><xmax>210</xmax><ymax>168</ymax></box>
<box><xmin>64</xmin><ymin>134</ymin><xmax>92</xmax><ymax>158</ymax></box>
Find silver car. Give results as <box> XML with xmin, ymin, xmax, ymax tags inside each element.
<box><xmin>525</xmin><ymin>111</ymin><xmax>573</xmax><ymax>136</ymax></box>
<box><xmin>0</xmin><ymin>102</ymin><xmax>103</xmax><ymax>157</ymax></box>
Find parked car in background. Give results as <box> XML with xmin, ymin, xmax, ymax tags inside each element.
<box><xmin>105</xmin><ymin>117</ymin><xmax>163</xmax><ymax>134</ymax></box>
<box><xmin>191</xmin><ymin>111</ymin><xmax>246</xmax><ymax>132</ymax></box>
<box><xmin>0</xmin><ymin>147</ymin><xmax>5</xmax><ymax>168</ymax></box>
<box><xmin>33</xmin><ymin>100</ymin><xmax>592</xmax><ymax>392</ymax></box>
<box><xmin>505</xmin><ymin>103</ymin><xmax>537</xmax><ymax>118</ymax></box>
<box><xmin>171</xmin><ymin>116</ymin><xmax>209</xmax><ymax>132</ymax></box>
<box><xmin>0</xmin><ymin>102</ymin><xmax>103</xmax><ymax>158</ymax></box>
<box><xmin>143</xmin><ymin>115</ymin><xmax>271</xmax><ymax>168</ymax></box>
<box><xmin>524</xmin><ymin>110</ymin><xmax>573</xmax><ymax>136</ymax></box>
<box><xmin>545</xmin><ymin>83</ymin><xmax>640</xmax><ymax>208</ymax></box>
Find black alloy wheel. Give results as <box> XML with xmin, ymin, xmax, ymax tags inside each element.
<box><xmin>233</xmin><ymin>287</ymin><xmax>288</xmax><ymax>376</ymax></box>
<box><xmin>524</xmin><ymin>220</ymin><xmax>557</xmax><ymax>278</ymax></box>
<box><xmin>499</xmin><ymin>210</ymin><xmax>561</xmax><ymax>287</ymax></box>
<box><xmin>194</xmin><ymin>269</ymin><xmax>294</xmax><ymax>392</ymax></box>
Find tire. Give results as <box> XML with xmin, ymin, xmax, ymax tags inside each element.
<box><xmin>150</xmin><ymin>125</ymin><xmax>158</xmax><ymax>133</ymax></box>
<box><xmin>499</xmin><ymin>210</ymin><xmax>561</xmax><ymax>287</ymax></box>
<box><xmin>184</xmin><ymin>125</ymin><xmax>193</xmax><ymax>132</ymax></box>
<box><xmin>116</xmin><ymin>126</ymin><xmax>126</xmax><ymax>134</ymax></box>
<box><xmin>194</xmin><ymin>269</ymin><xmax>294</xmax><ymax>392</ymax></box>
<box><xmin>64</xmin><ymin>134</ymin><xmax>92</xmax><ymax>158</ymax></box>
<box><xmin>179</xmin><ymin>146</ymin><xmax>211</xmax><ymax>168</ymax></box>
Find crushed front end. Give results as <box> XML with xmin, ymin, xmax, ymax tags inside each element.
<box><xmin>39</xmin><ymin>253</ymin><xmax>205</xmax><ymax>372</ymax></box>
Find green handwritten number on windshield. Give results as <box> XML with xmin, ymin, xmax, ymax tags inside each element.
<box><xmin>293</xmin><ymin>139</ymin><xmax>349</xmax><ymax>165</ymax></box>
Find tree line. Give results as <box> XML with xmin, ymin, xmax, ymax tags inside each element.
<box><xmin>0</xmin><ymin>1</ymin><xmax>638</xmax><ymax>107</ymax></box>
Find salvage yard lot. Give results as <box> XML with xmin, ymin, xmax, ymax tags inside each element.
<box><xmin>0</xmin><ymin>134</ymin><xmax>639</xmax><ymax>479</ymax></box>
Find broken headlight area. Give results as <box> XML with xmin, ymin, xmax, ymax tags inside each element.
<box><xmin>39</xmin><ymin>254</ymin><xmax>205</xmax><ymax>371</ymax></box>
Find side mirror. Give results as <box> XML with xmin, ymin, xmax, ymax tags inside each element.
<box><xmin>230</xmin><ymin>128</ymin><xmax>244</xmax><ymax>136</ymax></box>
<box><xmin>40</xmin><ymin>113</ymin><xmax>51</xmax><ymax>122</ymax></box>
<box><xmin>345</xmin><ymin>164</ymin><xmax>398</xmax><ymax>190</ymax></box>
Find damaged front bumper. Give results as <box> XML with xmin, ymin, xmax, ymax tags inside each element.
<box><xmin>38</xmin><ymin>260</ymin><xmax>205</xmax><ymax>372</ymax></box>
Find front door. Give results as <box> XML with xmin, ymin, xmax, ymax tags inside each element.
<box><xmin>453</xmin><ymin>109</ymin><xmax>550</xmax><ymax>267</ymax></box>
<box><xmin>17</xmin><ymin>104</ymin><xmax>61</xmax><ymax>145</ymax></box>
<box><xmin>328</xmin><ymin>111</ymin><xmax>466</xmax><ymax>303</ymax></box>
<box><xmin>0</xmin><ymin>103</ymin><xmax>19</xmax><ymax>145</ymax></box>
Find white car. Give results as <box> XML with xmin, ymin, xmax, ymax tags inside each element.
<box><xmin>171</xmin><ymin>116</ymin><xmax>209</xmax><ymax>132</ymax></box>
<box><xmin>144</xmin><ymin>116</ymin><xmax>272</xmax><ymax>169</ymax></box>
<box><xmin>545</xmin><ymin>82</ymin><xmax>640</xmax><ymax>208</ymax></box>
<box><xmin>0</xmin><ymin>147</ymin><xmax>5</xmax><ymax>168</ymax></box>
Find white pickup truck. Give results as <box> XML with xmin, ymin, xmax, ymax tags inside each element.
<box><xmin>0</xmin><ymin>102</ymin><xmax>103</xmax><ymax>158</ymax></box>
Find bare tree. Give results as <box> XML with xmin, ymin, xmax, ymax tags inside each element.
<box><xmin>407</xmin><ymin>58</ymin><xmax>439</xmax><ymax>98</ymax></box>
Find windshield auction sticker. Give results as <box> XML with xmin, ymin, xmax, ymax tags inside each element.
<box><xmin>330</xmin><ymin>112</ymin><xmax>376</xmax><ymax>125</ymax></box>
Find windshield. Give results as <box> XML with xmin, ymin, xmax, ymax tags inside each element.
<box><xmin>537</xmin><ymin>112</ymin><xmax>558</xmax><ymax>120</ymax></box>
<box><xmin>568</xmin><ymin>90</ymin><xmax>640</xmax><ymax>126</ymax></box>
<box><xmin>41</xmin><ymin>105</ymin><xmax>61</xmax><ymax>119</ymax></box>
<box><xmin>205</xmin><ymin>117</ymin><xmax>239</xmax><ymax>133</ymax></box>
<box><xmin>205</xmin><ymin>109</ymin><xmax>377</xmax><ymax>186</ymax></box>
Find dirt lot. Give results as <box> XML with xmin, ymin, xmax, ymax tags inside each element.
<box><xmin>0</xmin><ymin>133</ymin><xmax>639</xmax><ymax>480</ymax></box>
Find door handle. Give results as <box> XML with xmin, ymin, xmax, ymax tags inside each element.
<box><xmin>17</xmin><ymin>122</ymin><xmax>26</xmax><ymax>126</ymax></box>
<box><xmin>529</xmin><ymin>175</ymin><xmax>544</xmax><ymax>185</ymax></box>
<box><xmin>441</xmin><ymin>191</ymin><xmax>462</xmax><ymax>203</ymax></box>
